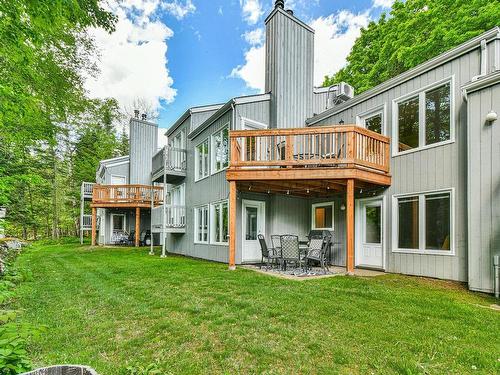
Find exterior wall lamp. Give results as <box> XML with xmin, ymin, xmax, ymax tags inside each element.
<box><xmin>486</xmin><ymin>110</ymin><xmax>497</xmax><ymax>124</ymax></box>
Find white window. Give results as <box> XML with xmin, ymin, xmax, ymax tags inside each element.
<box><xmin>195</xmin><ymin>139</ymin><xmax>209</xmax><ymax>181</ymax></box>
<box><xmin>171</xmin><ymin>184</ymin><xmax>185</xmax><ymax>206</ymax></box>
<box><xmin>393</xmin><ymin>78</ymin><xmax>453</xmax><ymax>155</ymax></box>
<box><xmin>311</xmin><ymin>202</ymin><xmax>334</xmax><ymax>230</ymax></box>
<box><xmin>194</xmin><ymin>205</ymin><xmax>209</xmax><ymax>243</ymax></box>
<box><xmin>393</xmin><ymin>189</ymin><xmax>453</xmax><ymax>255</ymax></box>
<box><xmin>211</xmin><ymin>125</ymin><xmax>229</xmax><ymax>173</ymax></box>
<box><xmin>357</xmin><ymin>105</ymin><xmax>385</xmax><ymax>134</ymax></box>
<box><xmin>211</xmin><ymin>200</ymin><xmax>229</xmax><ymax>244</ymax></box>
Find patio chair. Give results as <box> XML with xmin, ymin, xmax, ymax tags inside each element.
<box><xmin>258</xmin><ymin>234</ymin><xmax>281</xmax><ymax>269</ymax></box>
<box><xmin>280</xmin><ymin>235</ymin><xmax>302</xmax><ymax>271</ymax></box>
<box><xmin>271</xmin><ymin>235</ymin><xmax>282</xmax><ymax>257</ymax></box>
<box><xmin>304</xmin><ymin>235</ymin><xmax>331</xmax><ymax>274</ymax></box>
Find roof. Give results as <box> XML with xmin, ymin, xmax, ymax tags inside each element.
<box><xmin>462</xmin><ymin>70</ymin><xmax>500</xmax><ymax>95</ymax></box>
<box><xmin>307</xmin><ymin>27</ymin><xmax>500</xmax><ymax>126</ymax></box>
<box><xmin>188</xmin><ymin>93</ymin><xmax>271</xmax><ymax>139</ymax></box>
<box><xmin>264</xmin><ymin>6</ymin><xmax>314</xmax><ymax>34</ymax></box>
<box><xmin>97</xmin><ymin>155</ymin><xmax>130</xmax><ymax>177</ymax></box>
<box><xmin>165</xmin><ymin>103</ymin><xmax>224</xmax><ymax>137</ymax></box>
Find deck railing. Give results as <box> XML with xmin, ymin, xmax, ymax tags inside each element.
<box><xmin>152</xmin><ymin>146</ymin><xmax>187</xmax><ymax>176</ymax></box>
<box><xmin>165</xmin><ymin>205</ymin><xmax>186</xmax><ymax>228</ymax></box>
<box><xmin>92</xmin><ymin>184</ymin><xmax>163</xmax><ymax>206</ymax></box>
<box><xmin>81</xmin><ymin>182</ymin><xmax>94</xmax><ymax>198</ymax></box>
<box><xmin>229</xmin><ymin>125</ymin><xmax>390</xmax><ymax>174</ymax></box>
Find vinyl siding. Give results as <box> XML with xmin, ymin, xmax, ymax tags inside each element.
<box><xmin>129</xmin><ymin>118</ymin><xmax>158</xmax><ymax>184</ymax></box>
<box><xmin>235</xmin><ymin>100</ymin><xmax>271</xmax><ymax>128</ymax></box>
<box><xmin>467</xmin><ymin>82</ymin><xmax>500</xmax><ymax>293</ymax></box>
<box><xmin>103</xmin><ymin>163</ymin><xmax>129</xmax><ymax>184</ymax></box>
<box><xmin>311</xmin><ymin>46</ymin><xmax>488</xmax><ymax>282</ymax></box>
<box><xmin>265</xmin><ymin>8</ymin><xmax>313</xmax><ymax>128</ymax></box>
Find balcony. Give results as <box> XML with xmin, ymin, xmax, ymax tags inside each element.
<box><xmin>152</xmin><ymin>146</ymin><xmax>187</xmax><ymax>183</ymax></box>
<box><xmin>152</xmin><ymin>205</ymin><xmax>186</xmax><ymax>233</ymax></box>
<box><xmin>226</xmin><ymin>125</ymin><xmax>391</xmax><ymax>193</ymax></box>
<box><xmin>90</xmin><ymin>184</ymin><xmax>163</xmax><ymax>208</ymax></box>
<box><xmin>81</xmin><ymin>182</ymin><xmax>94</xmax><ymax>200</ymax></box>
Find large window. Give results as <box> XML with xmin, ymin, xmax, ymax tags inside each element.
<box><xmin>393</xmin><ymin>190</ymin><xmax>453</xmax><ymax>254</ymax></box>
<box><xmin>194</xmin><ymin>205</ymin><xmax>209</xmax><ymax>243</ymax></box>
<box><xmin>394</xmin><ymin>80</ymin><xmax>452</xmax><ymax>154</ymax></box>
<box><xmin>211</xmin><ymin>200</ymin><xmax>229</xmax><ymax>244</ymax></box>
<box><xmin>311</xmin><ymin>202</ymin><xmax>334</xmax><ymax>230</ymax></box>
<box><xmin>211</xmin><ymin>126</ymin><xmax>229</xmax><ymax>173</ymax></box>
<box><xmin>358</xmin><ymin>107</ymin><xmax>384</xmax><ymax>134</ymax></box>
<box><xmin>195</xmin><ymin>139</ymin><xmax>209</xmax><ymax>181</ymax></box>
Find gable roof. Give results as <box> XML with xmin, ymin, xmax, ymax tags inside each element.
<box><xmin>307</xmin><ymin>27</ymin><xmax>500</xmax><ymax>126</ymax></box>
<box><xmin>188</xmin><ymin>93</ymin><xmax>271</xmax><ymax>140</ymax></box>
<box><xmin>166</xmin><ymin>103</ymin><xmax>224</xmax><ymax>137</ymax></box>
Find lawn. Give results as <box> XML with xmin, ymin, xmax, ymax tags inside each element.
<box><xmin>13</xmin><ymin>241</ymin><xmax>500</xmax><ymax>374</ymax></box>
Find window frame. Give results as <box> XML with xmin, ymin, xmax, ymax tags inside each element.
<box><xmin>210</xmin><ymin>199</ymin><xmax>229</xmax><ymax>245</ymax></box>
<box><xmin>356</xmin><ymin>104</ymin><xmax>386</xmax><ymax>135</ymax></box>
<box><xmin>392</xmin><ymin>77</ymin><xmax>455</xmax><ymax>157</ymax></box>
<box><xmin>392</xmin><ymin>188</ymin><xmax>455</xmax><ymax>256</ymax></box>
<box><xmin>194</xmin><ymin>138</ymin><xmax>210</xmax><ymax>182</ymax></box>
<box><xmin>210</xmin><ymin>124</ymin><xmax>230</xmax><ymax>175</ymax></box>
<box><xmin>194</xmin><ymin>204</ymin><xmax>209</xmax><ymax>244</ymax></box>
<box><xmin>311</xmin><ymin>201</ymin><xmax>335</xmax><ymax>231</ymax></box>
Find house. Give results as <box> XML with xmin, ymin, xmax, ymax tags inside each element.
<box><xmin>82</xmin><ymin>1</ymin><xmax>500</xmax><ymax>294</ymax></box>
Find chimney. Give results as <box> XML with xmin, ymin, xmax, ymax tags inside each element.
<box><xmin>265</xmin><ymin>1</ymin><xmax>314</xmax><ymax>128</ymax></box>
<box><xmin>134</xmin><ymin>109</ymin><xmax>139</xmax><ymax>118</ymax></box>
<box><xmin>129</xmin><ymin>116</ymin><xmax>158</xmax><ymax>184</ymax></box>
<box><xmin>141</xmin><ymin>113</ymin><xmax>147</xmax><ymax>121</ymax></box>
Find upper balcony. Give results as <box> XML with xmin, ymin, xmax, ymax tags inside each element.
<box><xmin>152</xmin><ymin>146</ymin><xmax>187</xmax><ymax>184</ymax></box>
<box><xmin>90</xmin><ymin>184</ymin><xmax>163</xmax><ymax>208</ymax></box>
<box><xmin>81</xmin><ymin>182</ymin><xmax>95</xmax><ymax>200</ymax></box>
<box><xmin>226</xmin><ymin>125</ymin><xmax>391</xmax><ymax>194</ymax></box>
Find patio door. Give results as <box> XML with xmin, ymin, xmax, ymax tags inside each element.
<box><xmin>356</xmin><ymin>198</ymin><xmax>384</xmax><ymax>270</ymax></box>
<box><xmin>241</xmin><ymin>200</ymin><xmax>266</xmax><ymax>263</ymax></box>
<box><xmin>110</xmin><ymin>214</ymin><xmax>126</xmax><ymax>243</ymax></box>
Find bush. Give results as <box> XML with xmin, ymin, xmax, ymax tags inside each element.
<box><xmin>0</xmin><ymin>240</ymin><xmax>43</xmax><ymax>374</ymax></box>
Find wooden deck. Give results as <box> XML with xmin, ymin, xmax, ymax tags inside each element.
<box><xmin>90</xmin><ymin>184</ymin><xmax>163</xmax><ymax>247</ymax></box>
<box><xmin>226</xmin><ymin>125</ymin><xmax>392</xmax><ymax>273</ymax></box>
<box><xmin>90</xmin><ymin>184</ymin><xmax>163</xmax><ymax>208</ymax></box>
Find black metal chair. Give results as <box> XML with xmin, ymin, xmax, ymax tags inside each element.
<box><xmin>271</xmin><ymin>235</ymin><xmax>282</xmax><ymax>258</ymax></box>
<box><xmin>258</xmin><ymin>234</ymin><xmax>280</xmax><ymax>269</ymax></box>
<box><xmin>304</xmin><ymin>235</ymin><xmax>331</xmax><ymax>274</ymax></box>
<box><xmin>280</xmin><ymin>235</ymin><xmax>302</xmax><ymax>271</ymax></box>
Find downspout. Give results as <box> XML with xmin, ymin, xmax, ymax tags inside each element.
<box><xmin>161</xmin><ymin>142</ymin><xmax>168</xmax><ymax>258</ymax></box>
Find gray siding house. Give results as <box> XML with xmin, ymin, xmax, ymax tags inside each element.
<box><xmin>86</xmin><ymin>2</ymin><xmax>500</xmax><ymax>294</ymax></box>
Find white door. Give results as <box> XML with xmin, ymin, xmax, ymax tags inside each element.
<box><xmin>356</xmin><ymin>198</ymin><xmax>384</xmax><ymax>269</ymax></box>
<box><xmin>242</xmin><ymin>200</ymin><xmax>266</xmax><ymax>263</ymax></box>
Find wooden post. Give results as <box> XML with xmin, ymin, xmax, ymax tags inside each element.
<box><xmin>135</xmin><ymin>207</ymin><xmax>140</xmax><ymax>247</ymax></box>
<box><xmin>229</xmin><ymin>181</ymin><xmax>236</xmax><ymax>270</ymax></box>
<box><xmin>91</xmin><ymin>207</ymin><xmax>96</xmax><ymax>246</ymax></box>
<box><xmin>346</xmin><ymin>179</ymin><xmax>355</xmax><ymax>274</ymax></box>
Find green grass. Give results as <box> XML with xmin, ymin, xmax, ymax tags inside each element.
<box><xmin>13</xmin><ymin>240</ymin><xmax>500</xmax><ymax>374</ymax></box>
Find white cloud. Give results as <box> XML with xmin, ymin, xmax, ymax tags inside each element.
<box><xmin>240</xmin><ymin>0</ymin><xmax>264</xmax><ymax>25</ymax></box>
<box><xmin>85</xmin><ymin>1</ymin><xmax>177</xmax><ymax>113</ymax></box>
<box><xmin>162</xmin><ymin>0</ymin><xmax>196</xmax><ymax>20</ymax></box>
<box><xmin>230</xmin><ymin>44</ymin><xmax>265</xmax><ymax>92</ymax></box>
<box><xmin>311</xmin><ymin>10</ymin><xmax>370</xmax><ymax>85</ymax></box>
<box><xmin>243</xmin><ymin>28</ymin><xmax>264</xmax><ymax>46</ymax></box>
<box><xmin>372</xmin><ymin>0</ymin><xmax>395</xmax><ymax>8</ymax></box>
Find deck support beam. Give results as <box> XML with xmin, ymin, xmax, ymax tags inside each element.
<box><xmin>229</xmin><ymin>181</ymin><xmax>236</xmax><ymax>270</ymax></box>
<box><xmin>91</xmin><ymin>207</ymin><xmax>96</xmax><ymax>246</ymax></box>
<box><xmin>346</xmin><ymin>178</ymin><xmax>355</xmax><ymax>274</ymax></box>
<box><xmin>135</xmin><ymin>207</ymin><xmax>140</xmax><ymax>247</ymax></box>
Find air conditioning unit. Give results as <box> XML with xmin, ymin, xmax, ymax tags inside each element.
<box><xmin>337</xmin><ymin>82</ymin><xmax>354</xmax><ymax>101</ymax></box>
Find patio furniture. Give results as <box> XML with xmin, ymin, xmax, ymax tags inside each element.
<box><xmin>304</xmin><ymin>235</ymin><xmax>331</xmax><ymax>274</ymax></box>
<box><xmin>258</xmin><ymin>234</ymin><xmax>281</xmax><ymax>269</ymax></box>
<box><xmin>271</xmin><ymin>235</ymin><xmax>282</xmax><ymax>257</ymax></box>
<box><xmin>280</xmin><ymin>235</ymin><xmax>302</xmax><ymax>271</ymax></box>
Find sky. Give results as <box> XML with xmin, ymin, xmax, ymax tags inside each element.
<box><xmin>85</xmin><ymin>0</ymin><xmax>395</xmax><ymax>144</ymax></box>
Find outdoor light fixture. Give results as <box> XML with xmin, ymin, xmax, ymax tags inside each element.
<box><xmin>340</xmin><ymin>203</ymin><xmax>346</xmax><ymax>211</ymax></box>
<box><xmin>287</xmin><ymin>190</ymin><xmax>290</xmax><ymax>195</ymax></box>
<box><xmin>486</xmin><ymin>110</ymin><xmax>498</xmax><ymax>124</ymax></box>
<box><xmin>306</xmin><ymin>189</ymin><xmax>310</xmax><ymax>194</ymax></box>
<box><xmin>339</xmin><ymin>119</ymin><xmax>345</xmax><ymax>125</ymax></box>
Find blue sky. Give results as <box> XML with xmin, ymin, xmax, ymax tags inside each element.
<box><xmin>85</xmin><ymin>1</ymin><xmax>394</xmax><ymax>138</ymax></box>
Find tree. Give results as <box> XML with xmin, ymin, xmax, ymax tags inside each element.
<box><xmin>323</xmin><ymin>0</ymin><xmax>500</xmax><ymax>93</ymax></box>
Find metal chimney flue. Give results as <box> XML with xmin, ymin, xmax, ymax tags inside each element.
<box><xmin>141</xmin><ymin>113</ymin><xmax>147</xmax><ymax>121</ymax></box>
<box><xmin>275</xmin><ymin>0</ymin><xmax>284</xmax><ymax>9</ymax></box>
<box><xmin>286</xmin><ymin>9</ymin><xmax>294</xmax><ymax>16</ymax></box>
<box><xmin>134</xmin><ymin>109</ymin><xmax>139</xmax><ymax>118</ymax></box>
